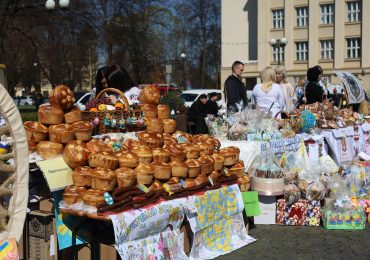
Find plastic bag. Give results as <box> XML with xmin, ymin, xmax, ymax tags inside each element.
<box><xmin>284</xmin><ymin>184</ymin><xmax>301</xmax><ymax>205</ymax></box>
<box><xmin>306</xmin><ymin>179</ymin><xmax>326</xmax><ymax>201</ymax></box>
<box><xmin>253</xmin><ymin>149</ymin><xmax>284</xmax><ymax>179</ymax></box>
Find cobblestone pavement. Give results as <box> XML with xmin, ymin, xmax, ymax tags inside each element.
<box><xmin>217</xmin><ymin>224</ymin><xmax>370</xmax><ymax>260</ymax></box>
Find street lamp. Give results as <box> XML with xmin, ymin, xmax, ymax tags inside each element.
<box><xmin>269</xmin><ymin>37</ymin><xmax>288</xmax><ymax>65</ymax></box>
<box><xmin>180</xmin><ymin>53</ymin><xmax>186</xmax><ymax>90</ymax></box>
<box><xmin>45</xmin><ymin>0</ymin><xmax>69</xmax><ymax>9</ymax></box>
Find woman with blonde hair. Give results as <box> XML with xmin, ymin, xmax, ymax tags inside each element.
<box><xmin>275</xmin><ymin>65</ymin><xmax>295</xmax><ymax>112</ymax></box>
<box><xmin>252</xmin><ymin>66</ymin><xmax>285</xmax><ymax>118</ymax></box>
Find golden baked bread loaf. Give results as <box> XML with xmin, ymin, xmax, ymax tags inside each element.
<box><xmin>72</xmin><ymin>166</ymin><xmax>93</xmax><ymax>187</ymax></box>
<box><xmin>192</xmin><ymin>134</ymin><xmax>211</xmax><ymax>143</ymax></box>
<box><xmin>184</xmin><ymin>178</ymin><xmax>197</xmax><ymax>187</ymax></box>
<box><xmin>219</xmin><ymin>147</ymin><xmax>237</xmax><ymax>166</ymax></box>
<box><xmin>146</xmin><ymin>118</ymin><xmax>164</xmax><ymax>133</ymax></box>
<box><xmin>115</xmin><ymin>167</ymin><xmax>136</xmax><ymax>187</ymax></box>
<box><xmin>38</xmin><ymin>104</ymin><xmax>64</xmax><ymax>125</ymax></box>
<box><xmin>152</xmin><ymin>162</ymin><xmax>171</xmax><ymax>180</ymax></box>
<box><xmin>198</xmin><ymin>155</ymin><xmax>215</xmax><ymax>175</ymax></box>
<box><xmin>131</xmin><ymin>145</ymin><xmax>153</xmax><ymax>164</ymax></box>
<box><xmin>169</xmin><ymin>160</ymin><xmax>188</xmax><ymax>178</ymax></box>
<box><xmin>28</xmin><ymin>141</ymin><xmax>37</xmax><ymax>154</ymax></box>
<box><xmin>197</xmin><ymin>143</ymin><xmax>214</xmax><ymax>156</ymax></box>
<box><xmin>91</xmin><ymin>167</ymin><xmax>117</xmax><ymax>191</ymax></box>
<box><xmin>49</xmin><ymin>84</ymin><xmax>75</xmax><ymax>111</ymax></box>
<box><xmin>163</xmin><ymin>119</ymin><xmax>176</xmax><ymax>134</ymax></box>
<box><xmin>138</xmin><ymin>131</ymin><xmax>163</xmax><ymax>148</ymax></box>
<box><xmin>86</xmin><ymin>139</ymin><xmax>111</xmax><ymax>153</ymax></box>
<box><xmin>82</xmin><ymin>189</ymin><xmax>105</xmax><ymax>207</ymax></box>
<box><xmin>185</xmin><ymin>159</ymin><xmax>201</xmax><ymax>178</ymax></box>
<box><xmin>139</xmin><ymin>85</ymin><xmax>160</xmax><ymax>105</ymax></box>
<box><xmin>63</xmin><ymin>140</ymin><xmax>90</xmax><ymax>168</ymax></box>
<box><xmin>211</xmin><ymin>153</ymin><xmax>225</xmax><ymax>171</ymax></box>
<box><xmin>205</xmin><ymin>137</ymin><xmax>221</xmax><ymax>150</ymax></box>
<box><xmin>237</xmin><ymin>175</ymin><xmax>250</xmax><ymax>192</ymax></box>
<box><xmin>163</xmin><ymin>136</ymin><xmax>178</xmax><ymax>147</ymax></box>
<box><xmin>195</xmin><ymin>174</ymin><xmax>208</xmax><ymax>185</ymax></box>
<box><xmin>36</xmin><ymin>141</ymin><xmax>64</xmax><ymax>160</ymax></box>
<box><xmin>24</xmin><ymin>121</ymin><xmax>49</xmax><ymax>143</ymax></box>
<box><xmin>209</xmin><ymin>171</ymin><xmax>219</xmax><ymax>184</ymax></box>
<box><xmin>229</xmin><ymin>160</ymin><xmax>245</xmax><ymax>177</ymax></box>
<box><xmin>167</xmin><ymin>144</ymin><xmax>186</xmax><ymax>162</ymax></box>
<box><xmin>49</xmin><ymin>124</ymin><xmax>74</xmax><ymax>144</ymax></box>
<box><xmin>135</xmin><ymin>163</ymin><xmax>154</xmax><ymax>185</ymax></box>
<box><xmin>157</xmin><ymin>104</ymin><xmax>170</xmax><ymax>119</ymax></box>
<box><xmin>123</xmin><ymin>139</ymin><xmax>141</xmax><ymax>150</ymax></box>
<box><xmin>64</xmin><ymin>105</ymin><xmax>81</xmax><ymax>124</ymax></box>
<box><xmin>172</xmin><ymin>131</ymin><xmax>193</xmax><ymax>143</ymax></box>
<box><xmin>140</xmin><ymin>104</ymin><xmax>158</xmax><ymax>119</ymax></box>
<box><xmin>228</xmin><ymin>146</ymin><xmax>240</xmax><ymax>160</ymax></box>
<box><xmin>63</xmin><ymin>186</ymin><xmax>86</xmax><ymax>205</ymax></box>
<box><xmin>88</xmin><ymin>151</ymin><xmax>119</xmax><ymax>169</ymax></box>
<box><xmin>152</xmin><ymin>148</ymin><xmax>170</xmax><ymax>163</ymax></box>
<box><xmin>70</xmin><ymin>121</ymin><xmax>93</xmax><ymax>141</ymax></box>
<box><xmin>117</xmin><ymin>152</ymin><xmax>139</xmax><ymax>168</ymax></box>
<box><xmin>183</xmin><ymin>143</ymin><xmax>200</xmax><ymax>159</ymax></box>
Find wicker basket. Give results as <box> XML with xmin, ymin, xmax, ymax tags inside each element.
<box><xmin>81</xmin><ymin>88</ymin><xmax>145</xmax><ymax>135</ymax></box>
<box><xmin>251</xmin><ymin>176</ymin><xmax>285</xmax><ymax>196</ymax></box>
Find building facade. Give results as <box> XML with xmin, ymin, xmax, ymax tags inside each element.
<box><xmin>221</xmin><ymin>0</ymin><xmax>370</xmax><ymax>92</ymax></box>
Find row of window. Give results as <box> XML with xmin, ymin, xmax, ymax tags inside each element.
<box><xmin>273</xmin><ymin>1</ymin><xmax>361</xmax><ymax>29</ymax></box>
<box><xmin>273</xmin><ymin>38</ymin><xmax>361</xmax><ymax>62</ymax></box>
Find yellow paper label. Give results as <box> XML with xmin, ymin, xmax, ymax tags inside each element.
<box><xmin>36</xmin><ymin>157</ymin><xmax>73</xmax><ymax>191</ymax></box>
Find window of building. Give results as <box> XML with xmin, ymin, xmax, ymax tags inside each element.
<box><xmin>296</xmin><ymin>7</ymin><xmax>308</xmax><ymax>27</ymax></box>
<box><xmin>347</xmin><ymin>1</ymin><xmax>361</xmax><ymax>22</ymax></box>
<box><xmin>272</xmin><ymin>46</ymin><xmax>284</xmax><ymax>63</ymax></box>
<box><xmin>320</xmin><ymin>4</ymin><xmax>334</xmax><ymax>24</ymax></box>
<box><xmin>272</xmin><ymin>9</ymin><xmax>284</xmax><ymax>29</ymax></box>
<box><xmin>320</xmin><ymin>40</ymin><xmax>334</xmax><ymax>60</ymax></box>
<box><xmin>295</xmin><ymin>41</ymin><xmax>308</xmax><ymax>61</ymax></box>
<box><xmin>347</xmin><ymin>38</ymin><xmax>361</xmax><ymax>58</ymax></box>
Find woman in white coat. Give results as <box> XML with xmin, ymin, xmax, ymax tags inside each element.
<box><xmin>252</xmin><ymin>66</ymin><xmax>285</xmax><ymax>118</ymax></box>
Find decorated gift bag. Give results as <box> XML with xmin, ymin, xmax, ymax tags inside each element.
<box><xmin>276</xmin><ymin>199</ymin><xmax>321</xmax><ymax>226</ymax></box>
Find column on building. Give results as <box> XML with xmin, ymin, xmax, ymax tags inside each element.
<box><xmin>334</xmin><ymin>0</ymin><xmax>345</xmax><ymax>69</ymax></box>
<box><xmin>257</xmin><ymin>0</ymin><xmax>270</xmax><ymax>71</ymax></box>
<box><xmin>308</xmin><ymin>0</ymin><xmax>319</xmax><ymax>67</ymax></box>
<box><xmin>284</xmin><ymin>0</ymin><xmax>294</xmax><ymax>71</ymax></box>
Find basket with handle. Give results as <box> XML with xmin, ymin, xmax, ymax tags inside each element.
<box><xmin>81</xmin><ymin>88</ymin><xmax>135</xmax><ymax>135</ymax></box>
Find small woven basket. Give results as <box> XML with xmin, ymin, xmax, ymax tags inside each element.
<box><xmin>81</xmin><ymin>88</ymin><xmax>145</xmax><ymax>134</ymax></box>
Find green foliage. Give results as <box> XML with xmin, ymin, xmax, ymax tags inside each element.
<box><xmin>19</xmin><ymin>106</ymin><xmax>38</xmax><ymax>122</ymax></box>
<box><xmin>160</xmin><ymin>91</ymin><xmax>185</xmax><ymax>112</ymax></box>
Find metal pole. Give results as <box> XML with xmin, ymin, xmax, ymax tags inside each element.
<box><xmin>182</xmin><ymin>58</ymin><xmax>185</xmax><ymax>90</ymax></box>
<box><xmin>277</xmin><ymin>41</ymin><xmax>281</xmax><ymax>65</ymax></box>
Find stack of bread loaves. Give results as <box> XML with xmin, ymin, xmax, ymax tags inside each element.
<box><xmin>62</xmin><ymin>130</ymin><xmax>250</xmax><ymax>207</ymax></box>
<box><xmin>139</xmin><ymin>85</ymin><xmax>177</xmax><ymax>134</ymax></box>
<box><xmin>24</xmin><ymin>85</ymin><xmax>93</xmax><ymax>159</ymax></box>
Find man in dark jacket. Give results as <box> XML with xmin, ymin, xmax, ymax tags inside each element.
<box><xmin>187</xmin><ymin>94</ymin><xmax>209</xmax><ymax>134</ymax></box>
<box><xmin>224</xmin><ymin>61</ymin><xmax>248</xmax><ymax>111</ymax></box>
<box><xmin>206</xmin><ymin>92</ymin><xmax>219</xmax><ymax>117</ymax></box>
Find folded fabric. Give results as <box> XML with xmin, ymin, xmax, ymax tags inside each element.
<box><xmin>242</xmin><ymin>191</ymin><xmax>261</xmax><ymax>217</ymax></box>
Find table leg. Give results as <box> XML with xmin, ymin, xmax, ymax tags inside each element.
<box><xmin>90</xmin><ymin>235</ymin><xmax>100</xmax><ymax>260</ymax></box>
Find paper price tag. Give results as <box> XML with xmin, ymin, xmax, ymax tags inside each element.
<box><xmin>36</xmin><ymin>157</ymin><xmax>73</xmax><ymax>192</ymax></box>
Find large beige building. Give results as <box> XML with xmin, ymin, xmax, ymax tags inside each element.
<box><xmin>221</xmin><ymin>0</ymin><xmax>370</xmax><ymax>92</ymax></box>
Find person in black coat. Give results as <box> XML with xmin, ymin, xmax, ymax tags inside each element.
<box><xmin>224</xmin><ymin>61</ymin><xmax>248</xmax><ymax>111</ymax></box>
<box><xmin>206</xmin><ymin>92</ymin><xmax>219</xmax><ymax>117</ymax></box>
<box><xmin>187</xmin><ymin>94</ymin><xmax>209</xmax><ymax>134</ymax></box>
<box><xmin>305</xmin><ymin>66</ymin><xmax>326</xmax><ymax>104</ymax></box>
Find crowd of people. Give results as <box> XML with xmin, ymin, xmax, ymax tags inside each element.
<box><xmin>188</xmin><ymin>60</ymin><xmax>355</xmax><ymax>134</ymax></box>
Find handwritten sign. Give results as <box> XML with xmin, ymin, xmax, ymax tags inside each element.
<box><xmin>36</xmin><ymin>157</ymin><xmax>73</xmax><ymax>191</ymax></box>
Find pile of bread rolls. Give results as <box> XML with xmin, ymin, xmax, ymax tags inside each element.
<box><xmin>24</xmin><ymin>85</ymin><xmax>93</xmax><ymax>159</ymax></box>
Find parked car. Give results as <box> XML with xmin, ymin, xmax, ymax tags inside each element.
<box><xmin>14</xmin><ymin>96</ymin><xmax>34</xmax><ymax>106</ymax></box>
<box><xmin>180</xmin><ymin>89</ymin><xmax>225</xmax><ymax>108</ymax></box>
<box><xmin>76</xmin><ymin>92</ymin><xmax>91</xmax><ymax>110</ymax></box>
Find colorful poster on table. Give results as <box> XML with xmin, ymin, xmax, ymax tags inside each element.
<box><xmin>54</xmin><ymin>191</ymin><xmax>89</xmax><ymax>250</ymax></box>
<box><xmin>185</xmin><ymin>185</ymin><xmax>256</xmax><ymax>259</ymax></box>
<box><xmin>109</xmin><ymin>199</ymin><xmax>185</xmax><ymax>258</ymax></box>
